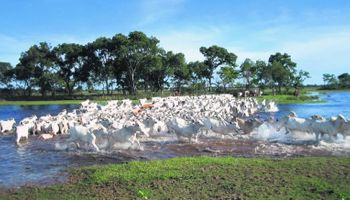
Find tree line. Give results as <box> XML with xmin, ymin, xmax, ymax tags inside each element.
<box><xmin>0</xmin><ymin>31</ymin><xmax>309</xmax><ymax>97</ymax></box>
<box><xmin>322</xmin><ymin>73</ymin><xmax>350</xmax><ymax>89</ymax></box>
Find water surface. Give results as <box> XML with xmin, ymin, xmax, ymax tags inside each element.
<box><xmin>0</xmin><ymin>92</ymin><xmax>349</xmax><ymax>188</ymax></box>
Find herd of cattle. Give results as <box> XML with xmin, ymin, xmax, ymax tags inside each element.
<box><xmin>0</xmin><ymin>94</ymin><xmax>349</xmax><ymax>151</ymax></box>
<box><xmin>276</xmin><ymin>111</ymin><xmax>350</xmax><ymax>144</ymax></box>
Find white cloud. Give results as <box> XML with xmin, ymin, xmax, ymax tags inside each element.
<box><xmin>279</xmin><ymin>28</ymin><xmax>350</xmax><ymax>83</ymax></box>
<box><xmin>0</xmin><ymin>34</ymin><xmax>31</xmax><ymax>65</ymax></box>
<box><xmin>226</xmin><ymin>25</ymin><xmax>350</xmax><ymax>84</ymax></box>
<box><xmin>156</xmin><ymin>26</ymin><xmax>225</xmax><ymax>62</ymax></box>
<box><xmin>137</xmin><ymin>0</ymin><xmax>185</xmax><ymax>26</ymax></box>
<box><xmin>0</xmin><ymin>33</ymin><xmax>97</xmax><ymax>66</ymax></box>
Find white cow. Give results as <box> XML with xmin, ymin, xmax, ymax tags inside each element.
<box><xmin>310</xmin><ymin>114</ymin><xmax>347</xmax><ymax>143</ymax></box>
<box><xmin>68</xmin><ymin>125</ymin><xmax>99</xmax><ymax>151</ymax></box>
<box><xmin>109</xmin><ymin>124</ymin><xmax>143</xmax><ymax>149</ymax></box>
<box><xmin>277</xmin><ymin>112</ymin><xmax>348</xmax><ymax>144</ymax></box>
<box><xmin>136</xmin><ymin>118</ymin><xmax>156</xmax><ymax>137</ymax></box>
<box><xmin>58</xmin><ymin>117</ymin><xmax>69</xmax><ymax>134</ymax></box>
<box><xmin>39</xmin><ymin>133</ymin><xmax>54</xmax><ymax>140</ymax></box>
<box><xmin>0</xmin><ymin>118</ymin><xmax>16</xmax><ymax>133</ymax></box>
<box><xmin>235</xmin><ymin>117</ymin><xmax>263</xmax><ymax>134</ymax></box>
<box><xmin>276</xmin><ymin>112</ymin><xmax>313</xmax><ymax>134</ymax></box>
<box><xmin>16</xmin><ymin>121</ymin><xmax>36</xmax><ymax>144</ymax></box>
<box><xmin>152</xmin><ymin>120</ymin><xmax>169</xmax><ymax>135</ymax></box>
<box><xmin>201</xmin><ymin>118</ymin><xmax>240</xmax><ymax>138</ymax></box>
<box><xmin>167</xmin><ymin>117</ymin><xmax>203</xmax><ymax>143</ymax></box>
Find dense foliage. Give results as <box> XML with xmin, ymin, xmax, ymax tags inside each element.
<box><xmin>0</xmin><ymin>31</ymin><xmax>309</xmax><ymax>97</ymax></box>
<box><xmin>323</xmin><ymin>73</ymin><xmax>350</xmax><ymax>89</ymax></box>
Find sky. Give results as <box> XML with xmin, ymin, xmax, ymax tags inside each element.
<box><xmin>1</xmin><ymin>0</ymin><xmax>350</xmax><ymax>84</ymax></box>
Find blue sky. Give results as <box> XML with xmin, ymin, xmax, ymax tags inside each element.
<box><xmin>1</xmin><ymin>0</ymin><xmax>350</xmax><ymax>84</ymax></box>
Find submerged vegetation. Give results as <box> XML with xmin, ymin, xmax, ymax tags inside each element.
<box><xmin>1</xmin><ymin>156</ymin><xmax>349</xmax><ymax>199</ymax></box>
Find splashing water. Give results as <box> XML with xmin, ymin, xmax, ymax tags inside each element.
<box><xmin>251</xmin><ymin>122</ymin><xmax>350</xmax><ymax>155</ymax></box>
<box><xmin>251</xmin><ymin>122</ymin><xmax>315</xmax><ymax>144</ymax></box>
<box><xmin>1</xmin><ymin>92</ymin><xmax>350</xmax><ymax>188</ymax></box>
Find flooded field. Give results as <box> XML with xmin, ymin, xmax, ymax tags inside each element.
<box><xmin>0</xmin><ymin>92</ymin><xmax>350</xmax><ymax>188</ymax></box>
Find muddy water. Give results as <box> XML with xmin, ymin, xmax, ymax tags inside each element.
<box><xmin>1</xmin><ymin>92</ymin><xmax>350</xmax><ymax>188</ymax></box>
<box><xmin>1</xmin><ymin>133</ymin><xmax>349</xmax><ymax>188</ymax></box>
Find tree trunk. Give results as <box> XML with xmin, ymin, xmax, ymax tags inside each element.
<box><xmin>129</xmin><ymin>71</ymin><xmax>136</xmax><ymax>95</ymax></box>
<box><xmin>41</xmin><ymin>89</ymin><xmax>46</xmax><ymax>97</ymax></box>
<box><xmin>176</xmin><ymin>81</ymin><xmax>182</xmax><ymax>94</ymax></box>
<box><xmin>24</xmin><ymin>81</ymin><xmax>31</xmax><ymax>97</ymax></box>
<box><xmin>65</xmin><ymin>81</ymin><xmax>71</xmax><ymax>96</ymax></box>
<box><xmin>208</xmin><ymin>78</ymin><xmax>212</xmax><ymax>92</ymax></box>
<box><xmin>68</xmin><ymin>87</ymin><xmax>73</xmax><ymax>96</ymax></box>
<box><xmin>246</xmin><ymin>79</ymin><xmax>250</xmax><ymax>90</ymax></box>
<box><xmin>27</xmin><ymin>87</ymin><xmax>32</xmax><ymax>97</ymax></box>
<box><xmin>105</xmin><ymin>79</ymin><xmax>110</xmax><ymax>95</ymax></box>
<box><xmin>278</xmin><ymin>85</ymin><xmax>282</xmax><ymax>94</ymax></box>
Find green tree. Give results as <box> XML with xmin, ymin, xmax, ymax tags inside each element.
<box><xmin>167</xmin><ymin>52</ymin><xmax>189</xmax><ymax>92</ymax></box>
<box><xmin>187</xmin><ymin>61</ymin><xmax>207</xmax><ymax>92</ymax></box>
<box><xmin>338</xmin><ymin>73</ymin><xmax>350</xmax><ymax>88</ymax></box>
<box><xmin>88</xmin><ymin>37</ymin><xmax>115</xmax><ymax>94</ymax></box>
<box><xmin>292</xmin><ymin>70</ymin><xmax>310</xmax><ymax>96</ymax></box>
<box><xmin>0</xmin><ymin>62</ymin><xmax>13</xmax><ymax>87</ymax></box>
<box><xmin>15</xmin><ymin>42</ymin><xmax>54</xmax><ymax>96</ymax></box>
<box><xmin>53</xmin><ymin>43</ymin><xmax>85</xmax><ymax>95</ymax></box>
<box><xmin>268</xmin><ymin>52</ymin><xmax>297</xmax><ymax>92</ymax></box>
<box><xmin>271</xmin><ymin>61</ymin><xmax>289</xmax><ymax>95</ymax></box>
<box><xmin>240</xmin><ymin>58</ymin><xmax>256</xmax><ymax>90</ymax></box>
<box><xmin>113</xmin><ymin>31</ymin><xmax>160</xmax><ymax>95</ymax></box>
<box><xmin>14</xmin><ymin>63</ymin><xmax>35</xmax><ymax>96</ymax></box>
<box><xmin>110</xmin><ymin>33</ymin><xmax>129</xmax><ymax>94</ymax></box>
<box><xmin>200</xmin><ymin>45</ymin><xmax>237</xmax><ymax>90</ymax></box>
<box><xmin>255</xmin><ymin>60</ymin><xmax>271</xmax><ymax>92</ymax></box>
<box><xmin>189</xmin><ymin>61</ymin><xmax>209</xmax><ymax>82</ymax></box>
<box><xmin>140</xmin><ymin>51</ymin><xmax>166</xmax><ymax>92</ymax></box>
<box><xmin>322</xmin><ymin>73</ymin><xmax>338</xmax><ymax>88</ymax></box>
<box><xmin>31</xmin><ymin>42</ymin><xmax>55</xmax><ymax>96</ymax></box>
<box><xmin>217</xmin><ymin>65</ymin><xmax>238</xmax><ymax>90</ymax></box>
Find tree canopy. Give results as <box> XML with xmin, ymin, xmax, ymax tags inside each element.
<box><xmin>0</xmin><ymin>31</ymin><xmax>314</xmax><ymax>96</ymax></box>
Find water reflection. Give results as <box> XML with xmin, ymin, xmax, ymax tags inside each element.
<box><xmin>0</xmin><ymin>104</ymin><xmax>79</xmax><ymax>122</ymax></box>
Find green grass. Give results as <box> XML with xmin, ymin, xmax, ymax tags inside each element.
<box><xmin>1</xmin><ymin>156</ymin><xmax>350</xmax><ymax>199</ymax></box>
<box><xmin>311</xmin><ymin>88</ymin><xmax>350</xmax><ymax>93</ymax></box>
<box><xmin>0</xmin><ymin>94</ymin><xmax>320</xmax><ymax>106</ymax></box>
<box><xmin>257</xmin><ymin>94</ymin><xmax>323</xmax><ymax>104</ymax></box>
<box><xmin>0</xmin><ymin>99</ymin><xmax>141</xmax><ymax>106</ymax></box>
<box><xmin>0</xmin><ymin>100</ymin><xmax>84</xmax><ymax>106</ymax></box>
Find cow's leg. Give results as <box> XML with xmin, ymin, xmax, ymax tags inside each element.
<box><xmin>315</xmin><ymin>133</ymin><xmax>320</xmax><ymax>146</ymax></box>
<box><xmin>92</xmin><ymin>142</ymin><xmax>100</xmax><ymax>152</ymax></box>
<box><xmin>285</xmin><ymin>128</ymin><xmax>290</xmax><ymax>134</ymax></box>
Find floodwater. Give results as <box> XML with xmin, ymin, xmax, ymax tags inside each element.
<box><xmin>0</xmin><ymin>92</ymin><xmax>350</xmax><ymax>188</ymax></box>
<box><xmin>278</xmin><ymin>92</ymin><xmax>350</xmax><ymax>118</ymax></box>
<box><xmin>0</xmin><ymin>104</ymin><xmax>79</xmax><ymax>122</ymax></box>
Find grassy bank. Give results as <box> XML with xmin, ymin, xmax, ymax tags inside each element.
<box><xmin>0</xmin><ymin>100</ymin><xmax>84</xmax><ymax>106</ymax></box>
<box><xmin>1</xmin><ymin>156</ymin><xmax>349</xmax><ymax>199</ymax></box>
<box><xmin>1</xmin><ymin>94</ymin><xmax>321</xmax><ymax>106</ymax></box>
<box><xmin>257</xmin><ymin>94</ymin><xmax>323</xmax><ymax>104</ymax></box>
<box><xmin>0</xmin><ymin>100</ymin><xmax>142</xmax><ymax>106</ymax></box>
<box><xmin>311</xmin><ymin>88</ymin><xmax>350</xmax><ymax>93</ymax></box>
